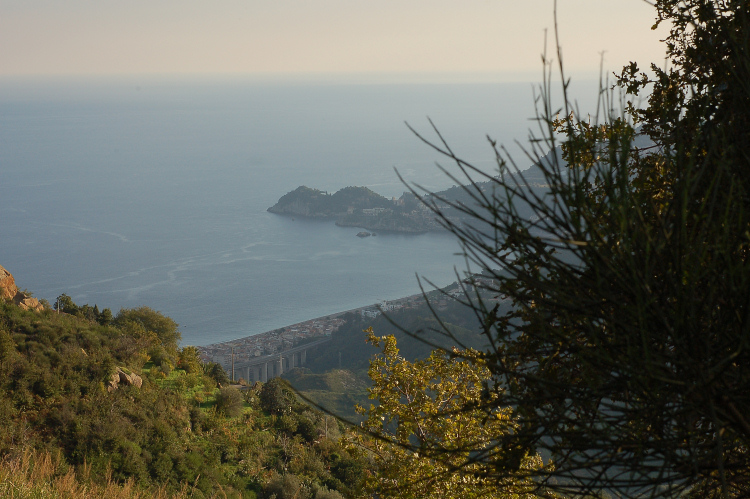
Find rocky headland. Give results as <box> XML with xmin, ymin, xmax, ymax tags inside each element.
<box><xmin>267</xmin><ymin>185</ymin><xmax>443</xmax><ymax>233</ymax></box>
<box><xmin>266</xmin><ymin>151</ymin><xmax>564</xmax><ymax>235</ymax></box>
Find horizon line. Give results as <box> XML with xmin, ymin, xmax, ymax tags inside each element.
<box><xmin>0</xmin><ymin>69</ymin><xmax>603</xmax><ymax>85</ymax></box>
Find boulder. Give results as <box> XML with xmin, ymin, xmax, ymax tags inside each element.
<box><xmin>117</xmin><ymin>367</ymin><xmax>143</xmax><ymax>388</ymax></box>
<box><xmin>15</xmin><ymin>294</ymin><xmax>44</xmax><ymax>312</ymax></box>
<box><xmin>0</xmin><ymin>265</ymin><xmax>45</xmax><ymax>311</ymax></box>
<box><xmin>107</xmin><ymin>367</ymin><xmax>143</xmax><ymax>392</ymax></box>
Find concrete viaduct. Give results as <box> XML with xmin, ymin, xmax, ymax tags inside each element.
<box><xmin>230</xmin><ymin>337</ymin><xmax>332</xmax><ymax>383</ymax></box>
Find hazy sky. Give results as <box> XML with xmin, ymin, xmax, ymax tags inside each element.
<box><xmin>2</xmin><ymin>1</ymin><xmax>668</xmax><ymax>80</ymax></box>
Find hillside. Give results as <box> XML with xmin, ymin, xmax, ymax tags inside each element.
<box><xmin>0</xmin><ymin>266</ymin><xmax>365</xmax><ymax>499</ymax></box>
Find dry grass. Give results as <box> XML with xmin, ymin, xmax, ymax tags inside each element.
<box><xmin>0</xmin><ymin>449</ymin><xmax>198</xmax><ymax>499</ymax></box>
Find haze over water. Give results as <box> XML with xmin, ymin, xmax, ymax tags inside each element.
<box><xmin>0</xmin><ymin>76</ymin><xmax>593</xmax><ymax>346</ymax></box>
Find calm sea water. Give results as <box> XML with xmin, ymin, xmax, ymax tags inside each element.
<box><xmin>0</xmin><ymin>75</ymin><xmax>595</xmax><ymax>346</ymax></box>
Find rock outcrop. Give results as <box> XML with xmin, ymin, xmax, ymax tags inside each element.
<box><xmin>15</xmin><ymin>295</ymin><xmax>44</xmax><ymax>311</ymax></box>
<box><xmin>0</xmin><ymin>266</ymin><xmax>17</xmax><ymax>301</ymax></box>
<box><xmin>107</xmin><ymin>367</ymin><xmax>143</xmax><ymax>392</ymax></box>
<box><xmin>0</xmin><ymin>265</ymin><xmax>44</xmax><ymax>312</ymax></box>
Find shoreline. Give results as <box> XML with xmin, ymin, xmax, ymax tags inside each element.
<box><xmin>196</xmin><ymin>290</ymin><xmax>435</xmax><ymax>367</ymax></box>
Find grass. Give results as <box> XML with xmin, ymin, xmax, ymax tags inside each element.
<box><xmin>0</xmin><ymin>449</ymin><xmax>198</xmax><ymax>499</ymax></box>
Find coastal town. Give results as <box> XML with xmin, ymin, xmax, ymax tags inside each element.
<box><xmin>197</xmin><ymin>294</ymin><xmax>428</xmax><ymax>371</ymax></box>
<box><xmin>197</xmin><ymin>314</ymin><xmax>344</xmax><ymax>371</ymax></box>
<box><xmin>197</xmin><ymin>277</ymin><xmax>502</xmax><ymax>374</ymax></box>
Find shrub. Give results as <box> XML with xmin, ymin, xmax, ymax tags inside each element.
<box><xmin>215</xmin><ymin>387</ymin><xmax>243</xmax><ymax>417</ymax></box>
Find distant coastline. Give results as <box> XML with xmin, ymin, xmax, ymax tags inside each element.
<box><xmin>197</xmin><ymin>290</ymin><xmax>432</xmax><ymax>370</ymax></box>
<box><xmin>196</xmin><ymin>273</ymin><xmax>503</xmax><ymax>375</ymax></box>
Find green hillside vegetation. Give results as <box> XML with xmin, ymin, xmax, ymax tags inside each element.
<box><xmin>6</xmin><ymin>0</ymin><xmax>745</xmax><ymax>496</ymax></box>
<box><xmin>0</xmin><ymin>448</ymin><xmax>189</xmax><ymax>499</ymax></box>
<box><xmin>0</xmin><ymin>297</ymin><xmax>366</xmax><ymax>498</ymax></box>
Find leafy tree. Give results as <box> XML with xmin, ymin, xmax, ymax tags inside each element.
<box><xmin>97</xmin><ymin>307</ymin><xmax>113</xmax><ymax>326</ymax></box>
<box><xmin>312</xmin><ymin>486</ymin><xmax>344</xmax><ymax>499</ymax></box>
<box><xmin>177</xmin><ymin>345</ymin><xmax>203</xmax><ymax>374</ymax></box>
<box><xmin>114</xmin><ymin>306</ymin><xmax>181</xmax><ymax>355</ymax></box>
<box><xmin>260</xmin><ymin>377</ymin><xmax>299</xmax><ymax>415</ymax></box>
<box><xmin>203</xmin><ymin>361</ymin><xmax>230</xmax><ymax>386</ymax></box>
<box><xmin>349</xmin><ymin>329</ymin><xmax>545</xmax><ymax>499</ymax></box>
<box><xmin>377</xmin><ymin>0</ymin><xmax>750</xmax><ymax>497</ymax></box>
<box><xmin>51</xmin><ymin>294</ymin><xmax>112</xmax><ymax>325</ymax></box>
<box><xmin>54</xmin><ymin>293</ymin><xmax>78</xmax><ymax>315</ymax></box>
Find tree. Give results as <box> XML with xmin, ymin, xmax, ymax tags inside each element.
<box><xmin>260</xmin><ymin>377</ymin><xmax>299</xmax><ymax>415</ymax></box>
<box><xmin>374</xmin><ymin>1</ymin><xmax>750</xmax><ymax>497</ymax></box>
<box><xmin>113</xmin><ymin>306</ymin><xmax>181</xmax><ymax>354</ymax></box>
<box><xmin>177</xmin><ymin>346</ymin><xmax>203</xmax><ymax>374</ymax></box>
<box><xmin>349</xmin><ymin>329</ymin><xmax>546</xmax><ymax>499</ymax></box>
<box><xmin>97</xmin><ymin>307</ymin><xmax>113</xmax><ymax>326</ymax></box>
<box><xmin>54</xmin><ymin>293</ymin><xmax>78</xmax><ymax>315</ymax></box>
<box><xmin>203</xmin><ymin>361</ymin><xmax>230</xmax><ymax>386</ymax></box>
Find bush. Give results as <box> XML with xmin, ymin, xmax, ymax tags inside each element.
<box><xmin>215</xmin><ymin>386</ymin><xmax>243</xmax><ymax>417</ymax></box>
<box><xmin>313</xmin><ymin>485</ymin><xmax>344</xmax><ymax>499</ymax></box>
<box><xmin>264</xmin><ymin>472</ymin><xmax>307</xmax><ymax>499</ymax></box>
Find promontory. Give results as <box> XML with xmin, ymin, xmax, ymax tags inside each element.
<box><xmin>267</xmin><ymin>186</ymin><xmax>443</xmax><ymax>233</ymax></box>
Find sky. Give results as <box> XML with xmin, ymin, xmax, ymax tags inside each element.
<box><xmin>1</xmin><ymin>1</ymin><xmax>668</xmax><ymax>81</ymax></box>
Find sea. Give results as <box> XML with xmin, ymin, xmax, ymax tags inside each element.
<box><xmin>0</xmin><ymin>74</ymin><xmax>598</xmax><ymax>346</ymax></box>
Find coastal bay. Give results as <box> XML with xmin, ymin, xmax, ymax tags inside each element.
<box><xmin>1</xmin><ymin>78</ymin><xmax>543</xmax><ymax>346</ymax></box>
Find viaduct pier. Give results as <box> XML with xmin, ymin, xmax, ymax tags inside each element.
<box><xmin>229</xmin><ymin>337</ymin><xmax>331</xmax><ymax>383</ymax></box>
